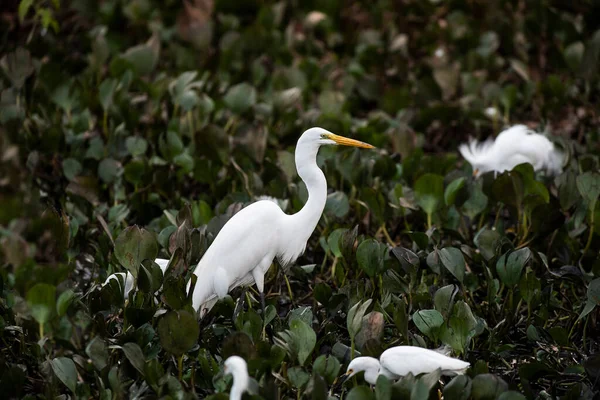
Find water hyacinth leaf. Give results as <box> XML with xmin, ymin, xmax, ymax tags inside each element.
<box><xmin>121</xmin><ymin>34</ymin><xmax>160</xmax><ymax>76</ymax></box>
<box><xmin>122</xmin><ymin>342</ymin><xmax>146</xmax><ymax>376</ymax></box>
<box><xmin>114</xmin><ymin>225</ymin><xmax>158</xmax><ymax>278</ymax></box>
<box><xmin>56</xmin><ymin>289</ymin><xmax>76</xmax><ymax>316</ymax></box>
<box><xmin>440</xmin><ymin>301</ymin><xmax>478</xmax><ymax>354</ymax></box>
<box><xmin>50</xmin><ymin>357</ymin><xmax>77</xmax><ymax>393</ymax></box>
<box><xmin>391</xmin><ymin>247</ymin><xmax>420</xmax><ymax>275</ymax></box>
<box><xmin>158</xmin><ymin>310</ymin><xmax>199</xmax><ymax>356</ymax></box>
<box><xmin>98</xmin><ymin>158</ymin><xmax>122</xmax><ymax>184</ymax></box>
<box><xmin>125</xmin><ymin>136</ymin><xmax>148</xmax><ymax>157</ymax></box>
<box><xmin>224</xmin><ymin>82</ymin><xmax>257</xmax><ymax>113</ymax></box>
<box><xmin>85</xmin><ymin>336</ymin><xmax>108</xmax><ymax>371</ymax></box>
<box><xmin>325</xmin><ymin>191</ymin><xmax>350</xmax><ymax>218</ymax></box>
<box><xmin>26</xmin><ymin>283</ymin><xmax>56</xmax><ymax>326</ymax></box>
<box><xmin>412</xmin><ymin>309</ymin><xmax>444</xmax><ymax>340</ymax></box>
<box><xmin>434</xmin><ymin>284</ymin><xmax>458</xmax><ymax>318</ymax></box>
<box><xmin>347</xmin><ymin>386</ymin><xmax>376</xmax><ymax>400</ymax></box>
<box><xmin>471</xmin><ymin>374</ymin><xmax>508</xmax><ymax>400</ymax></box>
<box><xmin>277</xmin><ymin>319</ymin><xmax>316</xmax><ymax>365</ymax></box>
<box><xmin>375</xmin><ymin>375</ymin><xmax>392</xmax><ymax>400</ymax></box>
<box><xmin>356</xmin><ymin>239</ymin><xmax>387</xmax><ymax>277</ymax></box>
<box><xmin>62</xmin><ymin>158</ymin><xmax>82</xmax><ymax>181</ymax></box>
<box><xmin>496</xmin><ymin>248</ymin><xmax>531</xmax><ymax>286</ymax></box>
<box><xmin>445</xmin><ymin>177</ymin><xmax>467</xmax><ymax>206</ymax></box>
<box><xmin>576</xmin><ymin>172</ymin><xmax>600</xmax><ymax>212</ymax></box>
<box><xmin>327</xmin><ymin>228</ymin><xmax>346</xmax><ymax>258</ymax></box>
<box><xmin>288</xmin><ymin>366</ymin><xmax>310</xmax><ymax>389</ymax></box>
<box><xmin>347</xmin><ymin>299</ymin><xmax>372</xmax><ymax>340</ymax></box>
<box><xmin>443</xmin><ymin>375</ymin><xmax>472</xmax><ymax>400</ymax></box>
<box><xmin>312</xmin><ymin>355</ymin><xmax>341</xmax><ymax>384</ymax></box>
<box><xmin>498</xmin><ymin>392</ymin><xmax>527</xmax><ymax>400</ymax></box>
<box><xmin>579</xmin><ymin>278</ymin><xmax>600</xmax><ymax>319</ymax></box>
<box><xmin>439</xmin><ymin>247</ymin><xmax>466</xmax><ymax>283</ymax></box>
<box><xmin>98</xmin><ymin>78</ymin><xmax>117</xmax><ymax>111</ymax></box>
<box><xmin>414</xmin><ymin>173</ymin><xmax>444</xmax><ymax>222</ymax></box>
<box><xmin>355</xmin><ymin>311</ymin><xmax>385</xmax><ymax>350</ymax></box>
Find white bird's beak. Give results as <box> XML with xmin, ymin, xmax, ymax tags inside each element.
<box><xmin>472</xmin><ymin>168</ymin><xmax>479</xmax><ymax>177</ymax></box>
<box><xmin>325</xmin><ymin>133</ymin><xmax>375</xmax><ymax>149</ymax></box>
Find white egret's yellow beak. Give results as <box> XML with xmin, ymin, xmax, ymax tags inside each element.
<box><xmin>325</xmin><ymin>133</ymin><xmax>375</xmax><ymax>149</ymax></box>
<box><xmin>472</xmin><ymin>168</ymin><xmax>479</xmax><ymax>177</ymax></box>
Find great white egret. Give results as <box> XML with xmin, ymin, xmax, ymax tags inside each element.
<box><xmin>344</xmin><ymin>346</ymin><xmax>470</xmax><ymax>385</ymax></box>
<box><xmin>188</xmin><ymin>127</ymin><xmax>374</xmax><ymax>315</ymax></box>
<box><xmin>459</xmin><ymin>125</ymin><xmax>564</xmax><ymax>177</ymax></box>
<box><xmin>223</xmin><ymin>355</ymin><xmax>249</xmax><ymax>400</ymax></box>
<box><xmin>103</xmin><ymin>258</ymin><xmax>169</xmax><ymax>300</ymax></box>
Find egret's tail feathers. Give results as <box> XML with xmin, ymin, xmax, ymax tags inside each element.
<box><xmin>451</xmin><ymin>365</ymin><xmax>470</xmax><ymax>375</ymax></box>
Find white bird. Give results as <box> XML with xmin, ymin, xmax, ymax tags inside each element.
<box><xmin>458</xmin><ymin>125</ymin><xmax>564</xmax><ymax>177</ymax></box>
<box><xmin>187</xmin><ymin>127</ymin><xmax>374</xmax><ymax>315</ymax></box>
<box><xmin>223</xmin><ymin>356</ymin><xmax>250</xmax><ymax>400</ymax></box>
<box><xmin>344</xmin><ymin>346</ymin><xmax>470</xmax><ymax>385</ymax></box>
<box><xmin>103</xmin><ymin>258</ymin><xmax>169</xmax><ymax>300</ymax></box>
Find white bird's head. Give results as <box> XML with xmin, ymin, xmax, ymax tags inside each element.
<box><xmin>223</xmin><ymin>355</ymin><xmax>248</xmax><ymax>379</ymax></box>
<box><xmin>345</xmin><ymin>356</ymin><xmax>381</xmax><ymax>385</ymax></box>
<box><xmin>298</xmin><ymin>127</ymin><xmax>375</xmax><ymax>149</ymax></box>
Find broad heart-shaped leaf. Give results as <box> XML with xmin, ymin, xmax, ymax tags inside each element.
<box><xmin>375</xmin><ymin>375</ymin><xmax>392</xmax><ymax>400</ymax></box>
<box><xmin>85</xmin><ymin>336</ymin><xmax>108</xmax><ymax>371</ymax></box>
<box><xmin>288</xmin><ymin>366</ymin><xmax>310</xmax><ymax>389</ymax></box>
<box><xmin>470</xmin><ymin>373</ymin><xmax>508</xmax><ymax>400</ymax></box>
<box><xmin>326</xmin><ymin>228</ymin><xmax>346</xmax><ymax>258</ymax></box>
<box><xmin>56</xmin><ymin>289</ymin><xmax>76</xmax><ymax>316</ymax></box>
<box><xmin>497</xmin><ymin>391</ymin><xmax>527</xmax><ymax>400</ymax></box>
<box><xmin>347</xmin><ymin>299</ymin><xmax>372</xmax><ymax>339</ymax></box>
<box><xmin>114</xmin><ymin>225</ymin><xmax>158</xmax><ymax>278</ymax></box>
<box><xmin>125</xmin><ymin>136</ymin><xmax>148</xmax><ymax>157</ymax></box>
<box><xmin>496</xmin><ymin>248</ymin><xmax>531</xmax><ymax>286</ymax></box>
<box><xmin>325</xmin><ymin>191</ymin><xmax>350</xmax><ymax>218</ymax></box>
<box><xmin>443</xmin><ymin>375</ymin><xmax>472</xmax><ymax>400</ymax></box>
<box><xmin>434</xmin><ymin>285</ymin><xmax>458</xmax><ymax>318</ymax></box>
<box><xmin>98</xmin><ymin>78</ymin><xmax>117</xmax><ymax>112</ymax></box>
<box><xmin>412</xmin><ymin>309</ymin><xmax>444</xmax><ymax>340</ymax></box>
<box><xmin>440</xmin><ymin>301</ymin><xmax>478</xmax><ymax>355</ymax></box>
<box><xmin>580</xmin><ymin>278</ymin><xmax>600</xmax><ymax>319</ymax></box>
<box><xmin>356</xmin><ymin>239</ymin><xmax>388</xmax><ymax>277</ymax></box>
<box><xmin>414</xmin><ymin>173</ymin><xmax>444</xmax><ymax>216</ymax></box>
<box><xmin>277</xmin><ymin>319</ymin><xmax>317</xmax><ymax>366</ymax></box>
<box><xmin>0</xmin><ymin>47</ymin><xmax>34</xmax><ymax>89</ymax></box>
<box><xmin>50</xmin><ymin>357</ymin><xmax>77</xmax><ymax>393</ymax></box>
<box><xmin>26</xmin><ymin>283</ymin><xmax>56</xmax><ymax>325</ymax></box>
<box><xmin>120</xmin><ymin>34</ymin><xmax>160</xmax><ymax>76</ymax></box>
<box><xmin>346</xmin><ymin>386</ymin><xmax>376</xmax><ymax>400</ymax></box>
<box><xmin>445</xmin><ymin>177</ymin><xmax>467</xmax><ymax>206</ymax></box>
<box><xmin>576</xmin><ymin>171</ymin><xmax>600</xmax><ymax>212</ymax></box>
<box><xmin>438</xmin><ymin>247</ymin><xmax>466</xmax><ymax>283</ymax></box>
<box><xmin>158</xmin><ymin>310</ymin><xmax>199</xmax><ymax>356</ymax></box>
<box><xmin>312</xmin><ymin>355</ymin><xmax>341</xmax><ymax>385</ymax></box>
<box><xmin>122</xmin><ymin>342</ymin><xmax>146</xmax><ymax>376</ymax></box>
<box><xmin>224</xmin><ymin>82</ymin><xmax>257</xmax><ymax>114</ymax></box>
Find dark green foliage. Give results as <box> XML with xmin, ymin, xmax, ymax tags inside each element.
<box><xmin>1</xmin><ymin>0</ymin><xmax>600</xmax><ymax>399</ymax></box>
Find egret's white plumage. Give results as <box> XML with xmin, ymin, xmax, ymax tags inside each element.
<box><xmin>223</xmin><ymin>356</ymin><xmax>249</xmax><ymax>400</ymax></box>
<box><xmin>103</xmin><ymin>258</ymin><xmax>169</xmax><ymax>300</ymax></box>
<box><xmin>187</xmin><ymin>128</ymin><xmax>374</xmax><ymax>314</ymax></box>
<box><xmin>345</xmin><ymin>346</ymin><xmax>470</xmax><ymax>385</ymax></box>
<box><xmin>458</xmin><ymin>125</ymin><xmax>564</xmax><ymax>176</ymax></box>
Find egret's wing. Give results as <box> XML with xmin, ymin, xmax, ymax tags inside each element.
<box><xmin>380</xmin><ymin>346</ymin><xmax>470</xmax><ymax>377</ymax></box>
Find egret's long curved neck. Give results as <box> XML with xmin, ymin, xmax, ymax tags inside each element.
<box><xmin>290</xmin><ymin>142</ymin><xmax>327</xmax><ymax>240</ymax></box>
<box><xmin>230</xmin><ymin>373</ymin><xmax>248</xmax><ymax>400</ymax></box>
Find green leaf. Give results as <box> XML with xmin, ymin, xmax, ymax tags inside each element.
<box><xmin>471</xmin><ymin>373</ymin><xmax>508</xmax><ymax>400</ymax></box>
<box><xmin>412</xmin><ymin>309</ymin><xmax>444</xmax><ymax>340</ymax></box>
<box><xmin>326</xmin><ymin>228</ymin><xmax>346</xmax><ymax>258</ymax></box>
<box><xmin>440</xmin><ymin>301</ymin><xmax>478</xmax><ymax>354</ymax></box>
<box><xmin>122</xmin><ymin>342</ymin><xmax>146</xmax><ymax>376</ymax></box>
<box><xmin>497</xmin><ymin>392</ymin><xmax>527</xmax><ymax>400</ymax></box>
<box><xmin>438</xmin><ymin>247</ymin><xmax>466</xmax><ymax>283</ymax></box>
<box><xmin>291</xmin><ymin>319</ymin><xmax>317</xmax><ymax>365</ymax></box>
<box><xmin>325</xmin><ymin>191</ymin><xmax>350</xmax><ymax>218</ymax></box>
<box><xmin>85</xmin><ymin>336</ymin><xmax>108</xmax><ymax>371</ymax></box>
<box><xmin>347</xmin><ymin>386</ymin><xmax>376</xmax><ymax>400</ymax></box>
<box><xmin>50</xmin><ymin>357</ymin><xmax>78</xmax><ymax>393</ymax></box>
<box><xmin>56</xmin><ymin>289</ymin><xmax>76</xmax><ymax>316</ymax></box>
<box><xmin>576</xmin><ymin>172</ymin><xmax>600</xmax><ymax>212</ymax></box>
<box><xmin>519</xmin><ymin>269</ymin><xmax>540</xmax><ymax>304</ymax></box>
<box><xmin>375</xmin><ymin>375</ymin><xmax>392</xmax><ymax>400</ymax></box>
<box><xmin>445</xmin><ymin>177</ymin><xmax>466</xmax><ymax>206</ymax></box>
<box><xmin>99</xmin><ymin>78</ymin><xmax>118</xmax><ymax>112</ymax></box>
<box><xmin>356</xmin><ymin>239</ymin><xmax>387</xmax><ymax>277</ymax></box>
<box><xmin>496</xmin><ymin>248</ymin><xmax>531</xmax><ymax>286</ymax></box>
<box><xmin>114</xmin><ymin>225</ymin><xmax>158</xmax><ymax>278</ymax></box>
<box><xmin>62</xmin><ymin>158</ymin><xmax>82</xmax><ymax>181</ymax></box>
<box><xmin>347</xmin><ymin>299</ymin><xmax>372</xmax><ymax>339</ymax></box>
<box><xmin>443</xmin><ymin>375</ymin><xmax>472</xmax><ymax>400</ymax></box>
<box><xmin>18</xmin><ymin>0</ymin><xmax>34</xmax><ymax>21</ymax></box>
<box><xmin>158</xmin><ymin>310</ymin><xmax>199</xmax><ymax>356</ymax></box>
<box><xmin>224</xmin><ymin>83</ymin><xmax>257</xmax><ymax>114</ymax></box>
<box><xmin>288</xmin><ymin>366</ymin><xmax>310</xmax><ymax>389</ymax></box>
<box><xmin>414</xmin><ymin>173</ymin><xmax>444</xmax><ymax>222</ymax></box>
<box><xmin>26</xmin><ymin>283</ymin><xmax>56</xmax><ymax>325</ymax></box>
<box><xmin>564</xmin><ymin>42</ymin><xmax>584</xmax><ymax>72</ymax></box>
<box><xmin>125</xmin><ymin>136</ymin><xmax>148</xmax><ymax>157</ymax></box>
<box><xmin>98</xmin><ymin>158</ymin><xmax>122</xmax><ymax>184</ymax></box>
<box><xmin>312</xmin><ymin>355</ymin><xmax>341</xmax><ymax>385</ymax></box>
<box><xmin>121</xmin><ymin>35</ymin><xmax>160</xmax><ymax>76</ymax></box>
<box><xmin>434</xmin><ymin>284</ymin><xmax>457</xmax><ymax>318</ymax></box>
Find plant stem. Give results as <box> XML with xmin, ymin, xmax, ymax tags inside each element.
<box><xmin>427</xmin><ymin>213</ymin><xmax>432</xmax><ymax>230</ymax></box>
<box><xmin>583</xmin><ymin>212</ymin><xmax>595</xmax><ymax>255</ymax></box>
<box><xmin>103</xmin><ymin>111</ymin><xmax>108</xmax><ymax>137</ymax></box>
<box><xmin>381</xmin><ymin>224</ymin><xmax>395</xmax><ymax>246</ymax></box>
<box><xmin>178</xmin><ymin>354</ymin><xmax>184</xmax><ymax>382</ymax></box>
<box><xmin>39</xmin><ymin>323</ymin><xmax>44</xmax><ymax>339</ymax></box>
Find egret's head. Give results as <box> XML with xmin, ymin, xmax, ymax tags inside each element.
<box><xmin>223</xmin><ymin>355</ymin><xmax>248</xmax><ymax>380</ymax></box>
<box><xmin>299</xmin><ymin>127</ymin><xmax>375</xmax><ymax>149</ymax></box>
<box><xmin>344</xmin><ymin>356</ymin><xmax>381</xmax><ymax>385</ymax></box>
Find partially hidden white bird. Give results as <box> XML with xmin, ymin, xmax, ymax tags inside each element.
<box><xmin>187</xmin><ymin>127</ymin><xmax>374</xmax><ymax>315</ymax></box>
<box><xmin>458</xmin><ymin>125</ymin><xmax>564</xmax><ymax>177</ymax></box>
<box><xmin>223</xmin><ymin>356</ymin><xmax>249</xmax><ymax>400</ymax></box>
<box><xmin>103</xmin><ymin>258</ymin><xmax>169</xmax><ymax>300</ymax></box>
<box><xmin>344</xmin><ymin>346</ymin><xmax>470</xmax><ymax>385</ymax></box>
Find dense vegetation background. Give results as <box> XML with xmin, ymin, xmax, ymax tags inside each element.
<box><xmin>2</xmin><ymin>0</ymin><xmax>600</xmax><ymax>398</ymax></box>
